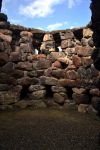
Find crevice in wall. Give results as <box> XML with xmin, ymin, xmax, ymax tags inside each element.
<box><xmin>66</xmin><ymin>86</ymin><xmax>73</xmax><ymax>100</ymax></box>
<box><xmin>53</xmin><ymin>33</ymin><xmax>62</xmax><ymax>52</ymax></box>
<box><xmin>45</xmin><ymin>85</ymin><xmax>53</xmax><ymax>98</ymax></box>
<box><xmin>20</xmin><ymin>86</ymin><xmax>29</xmax><ymax>100</ymax></box>
<box><xmin>61</xmin><ymin>62</ymin><xmax>68</xmax><ymax>69</ymax></box>
<box><xmin>73</xmin><ymin>28</ymin><xmax>83</xmax><ymax>41</ymax></box>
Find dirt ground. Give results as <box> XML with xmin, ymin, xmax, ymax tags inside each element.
<box><xmin>0</xmin><ymin>108</ymin><xmax>100</xmax><ymax>150</ymax></box>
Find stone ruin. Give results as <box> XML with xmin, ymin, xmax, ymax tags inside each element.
<box><xmin>0</xmin><ymin>0</ymin><xmax>100</xmax><ymax>114</ymax></box>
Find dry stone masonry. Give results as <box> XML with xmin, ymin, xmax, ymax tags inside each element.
<box><xmin>0</xmin><ymin>10</ymin><xmax>100</xmax><ymax>114</ymax></box>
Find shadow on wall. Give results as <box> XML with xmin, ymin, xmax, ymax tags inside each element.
<box><xmin>91</xmin><ymin>0</ymin><xmax>100</xmax><ymax>70</ymax></box>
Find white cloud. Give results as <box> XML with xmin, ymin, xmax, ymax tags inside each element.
<box><xmin>47</xmin><ymin>22</ymin><xmax>68</xmax><ymax>31</ymax></box>
<box><xmin>19</xmin><ymin>0</ymin><xmax>64</xmax><ymax>18</ymax></box>
<box><xmin>37</xmin><ymin>27</ymin><xmax>44</xmax><ymax>30</ymax></box>
<box><xmin>9</xmin><ymin>19</ymin><xmax>22</xmax><ymax>24</ymax></box>
<box><xmin>67</xmin><ymin>0</ymin><xmax>82</xmax><ymax>9</ymax></box>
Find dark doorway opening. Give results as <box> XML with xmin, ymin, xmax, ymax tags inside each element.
<box><xmin>20</xmin><ymin>86</ymin><xmax>29</xmax><ymax>100</ymax></box>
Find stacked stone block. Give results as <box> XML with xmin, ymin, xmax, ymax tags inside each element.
<box><xmin>40</xmin><ymin>33</ymin><xmax>55</xmax><ymax>54</ymax></box>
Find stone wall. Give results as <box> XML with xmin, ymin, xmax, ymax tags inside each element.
<box><xmin>0</xmin><ymin>13</ymin><xmax>100</xmax><ymax>114</ymax></box>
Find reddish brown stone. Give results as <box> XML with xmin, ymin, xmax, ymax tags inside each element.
<box><xmin>61</xmin><ymin>39</ymin><xmax>74</xmax><ymax>49</ymax></box>
<box><xmin>36</xmin><ymin>54</ymin><xmax>46</xmax><ymax>59</ymax></box>
<box><xmin>9</xmin><ymin>52</ymin><xmax>21</xmax><ymax>62</ymax></box>
<box><xmin>60</xmin><ymin>30</ymin><xmax>74</xmax><ymax>40</ymax></box>
<box><xmin>17</xmin><ymin>77</ymin><xmax>33</xmax><ymax>86</ymax></box>
<box><xmin>11</xmin><ymin>70</ymin><xmax>24</xmax><ymax>79</ymax></box>
<box><xmin>52</xmin><ymin>61</ymin><xmax>62</xmax><ymax>68</ymax></box>
<box><xmin>1</xmin><ymin>62</ymin><xmax>15</xmax><ymax>73</ymax></box>
<box><xmin>65</xmin><ymin>70</ymin><xmax>78</xmax><ymax>80</ymax></box>
<box><xmin>44</xmin><ymin>68</ymin><xmax>52</xmax><ymax>77</ymax></box>
<box><xmin>35</xmin><ymin>59</ymin><xmax>51</xmax><ymax>69</ymax></box>
<box><xmin>64</xmin><ymin>48</ymin><xmax>76</xmax><ymax>56</ymax></box>
<box><xmin>49</xmin><ymin>52</ymin><xmax>65</xmax><ymax>61</ymax></box>
<box><xmin>53</xmin><ymin>93</ymin><xmax>65</xmax><ymax>104</ymax></box>
<box><xmin>59</xmin><ymin>79</ymin><xmax>76</xmax><ymax>87</ymax></box>
<box><xmin>0</xmin><ymin>29</ymin><xmax>12</xmax><ymax>35</ymax></box>
<box><xmin>83</xmin><ymin>28</ymin><xmax>93</xmax><ymax>38</ymax></box>
<box><xmin>75</xmin><ymin>46</ymin><xmax>94</xmax><ymax>57</ymax></box>
<box><xmin>20</xmin><ymin>31</ymin><xmax>33</xmax><ymax>37</ymax></box>
<box><xmin>72</xmin><ymin>55</ymin><xmax>82</xmax><ymax>67</ymax></box>
<box><xmin>81</xmin><ymin>57</ymin><xmax>93</xmax><ymax>67</ymax></box>
<box><xmin>43</xmin><ymin>33</ymin><xmax>54</xmax><ymax>41</ymax></box>
<box><xmin>0</xmin><ymin>33</ymin><xmax>12</xmax><ymax>43</ymax></box>
<box><xmin>0</xmin><ymin>52</ymin><xmax>9</xmax><ymax>66</ymax></box>
<box><xmin>16</xmin><ymin>62</ymin><xmax>32</xmax><ymax>71</ymax></box>
<box><xmin>52</xmin><ymin>69</ymin><xmax>65</xmax><ymax>79</ymax></box>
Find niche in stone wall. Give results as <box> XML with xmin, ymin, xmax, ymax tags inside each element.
<box><xmin>20</xmin><ymin>86</ymin><xmax>30</xmax><ymax>100</ymax></box>
<box><xmin>53</xmin><ymin>32</ymin><xmax>62</xmax><ymax>52</ymax></box>
<box><xmin>66</xmin><ymin>86</ymin><xmax>73</xmax><ymax>100</ymax></box>
<box><xmin>73</xmin><ymin>28</ymin><xmax>83</xmax><ymax>41</ymax></box>
<box><xmin>45</xmin><ymin>85</ymin><xmax>53</xmax><ymax>98</ymax></box>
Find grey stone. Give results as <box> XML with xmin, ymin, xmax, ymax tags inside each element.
<box><xmin>30</xmin><ymin>90</ymin><xmax>46</xmax><ymax>100</ymax></box>
<box><xmin>51</xmin><ymin>86</ymin><xmax>66</xmax><ymax>93</ymax></box>
<box><xmin>29</xmin><ymin>84</ymin><xmax>45</xmax><ymax>92</ymax></box>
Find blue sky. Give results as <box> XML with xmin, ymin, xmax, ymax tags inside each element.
<box><xmin>2</xmin><ymin>0</ymin><xmax>91</xmax><ymax>31</ymax></box>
